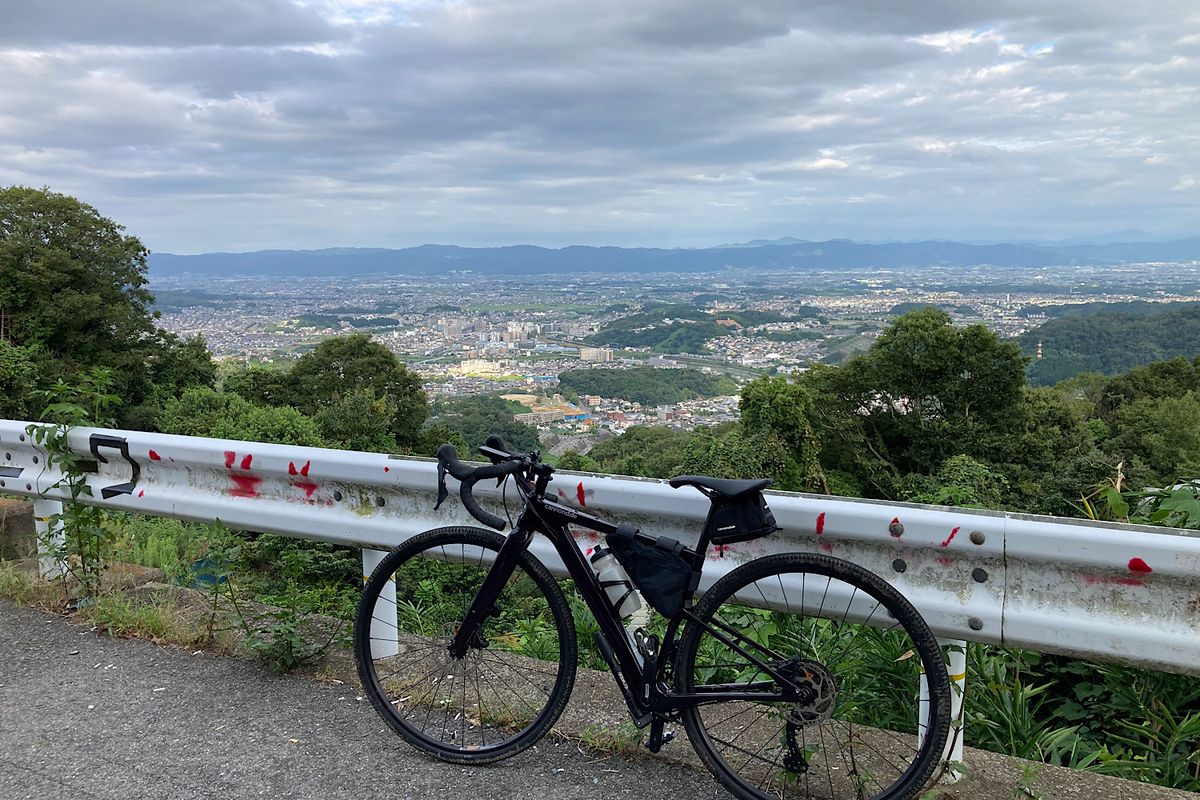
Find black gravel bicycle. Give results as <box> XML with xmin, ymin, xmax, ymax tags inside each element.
<box><xmin>355</xmin><ymin>438</ymin><xmax>951</xmax><ymax>800</ymax></box>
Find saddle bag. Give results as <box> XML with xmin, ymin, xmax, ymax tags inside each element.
<box><xmin>605</xmin><ymin>523</ymin><xmax>698</xmax><ymax>618</ymax></box>
<box><xmin>705</xmin><ymin>492</ymin><xmax>779</xmax><ymax>546</ymax></box>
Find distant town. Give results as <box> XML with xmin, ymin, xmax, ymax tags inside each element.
<box><xmin>153</xmin><ymin>260</ymin><xmax>1200</xmax><ymax>448</ymax></box>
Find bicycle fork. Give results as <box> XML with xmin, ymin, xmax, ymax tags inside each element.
<box><xmin>447</xmin><ymin>526</ymin><xmax>535</xmax><ymax>659</ymax></box>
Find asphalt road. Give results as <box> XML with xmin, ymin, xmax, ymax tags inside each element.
<box><xmin>0</xmin><ymin>600</ymin><xmax>728</xmax><ymax>800</ymax></box>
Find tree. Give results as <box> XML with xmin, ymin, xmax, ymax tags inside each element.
<box><xmin>428</xmin><ymin>395</ymin><xmax>540</xmax><ymax>453</ymax></box>
<box><xmin>0</xmin><ymin>186</ymin><xmax>218</xmax><ymax>424</ymax></box>
<box><xmin>0</xmin><ymin>340</ymin><xmax>41</xmax><ymax>419</ymax></box>
<box><xmin>738</xmin><ymin>376</ymin><xmax>828</xmax><ymax>492</ymax></box>
<box><xmin>222</xmin><ymin>365</ymin><xmax>291</xmax><ymax>406</ymax></box>
<box><xmin>276</xmin><ymin>335</ymin><xmax>427</xmax><ymax>449</ymax></box>
<box><xmin>0</xmin><ymin>187</ymin><xmax>153</xmax><ymax>362</ymax></box>
<box><xmin>312</xmin><ymin>390</ymin><xmax>398</xmax><ymax>453</ymax></box>
<box><xmin>1</xmin><ymin>187</ymin><xmax>151</xmax><ymax>408</ymax></box>
<box><xmin>1098</xmin><ymin>357</ymin><xmax>1200</xmax><ymax>423</ymax></box>
<box><xmin>1111</xmin><ymin>393</ymin><xmax>1200</xmax><ymax>480</ymax></box>
<box><xmin>158</xmin><ymin>387</ymin><xmax>324</xmax><ymax>447</ymax></box>
<box><xmin>584</xmin><ymin>426</ymin><xmax>693</xmax><ymax>478</ymax></box>
<box><xmin>813</xmin><ymin>309</ymin><xmax>1029</xmax><ymax>483</ymax></box>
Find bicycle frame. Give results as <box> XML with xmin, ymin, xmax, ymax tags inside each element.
<box><xmin>447</xmin><ymin>491</ymin><xmax>804</xmax><ymax>725</ymax></box>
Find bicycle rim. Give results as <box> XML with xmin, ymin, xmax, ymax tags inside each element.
<box><xmin>676</xmin><ymin>552</ymin><xmax>951</xmax><ymax>800</ymax></box>
<box><xmin>355</xmin><ymin>526</ymin><xmax>577</xmax><ymax>763</ymax></box>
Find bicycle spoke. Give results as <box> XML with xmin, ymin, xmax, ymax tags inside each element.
<box><xmin>355</xmin><ymin>529</ymin><xmax>576</xmax><ymax>760</ymax></box>
<box><xmin>680</xmin><ymin>554</ymin><xmax>949</xmax><ymax>800</ymax></box>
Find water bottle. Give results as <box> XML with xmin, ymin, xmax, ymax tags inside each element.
<box><xmin>589</xmin><ymin>546</ymin><xmax>642</xmax><ymax>619</ymax></box>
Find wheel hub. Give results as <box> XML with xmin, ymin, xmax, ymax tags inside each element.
<box><xmin>779</xmin><ymin>658</ymin><xmax>837</xmax><ymax>727</ymax></box>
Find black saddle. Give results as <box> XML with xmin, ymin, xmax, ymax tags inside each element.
<box><xmin>668</xmin><ymin>475</ymin><xmax>773</xmax><ymax>500</ymax></box>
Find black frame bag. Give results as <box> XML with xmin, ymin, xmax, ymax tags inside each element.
<box><xmin>605</xmin><ymin>523</ymin><xmax>699</xmax><ymax>618</ymax></box>
<box><xmin>704</xmin><ymin>492</ymin><xmax>778</xmax><ymax>546</ymax></box>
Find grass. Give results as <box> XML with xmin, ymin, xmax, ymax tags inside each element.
<box><xmin>79</xmin><ymin>591</ymin><xmax>233</xmax><ymax>652</ymax></box>
<box><xmin>0</xmin><ymin>560</ymin><xmax>65</xmax><ymax>609</ymax></box>
<box><xmin>579</xmin><ymin>721</ymin><xmax>646</xmax><ymax>756</ymax></box>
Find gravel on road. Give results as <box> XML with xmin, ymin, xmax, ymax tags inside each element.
<box><xmin>0</xmin><ymin>600</ymin><xmax>728</xmax><ymax>800</ymax></box>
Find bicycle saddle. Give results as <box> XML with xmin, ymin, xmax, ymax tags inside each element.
<box><xmin>668</xmin><ymin>475</ymin><xmax>772</xmax><ymax>500</ymax></box>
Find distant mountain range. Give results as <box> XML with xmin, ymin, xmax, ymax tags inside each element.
<box><xmin>149</xmin><ymin>236</ymin><xmax>1200</xmax><ymax>277</ymax></box>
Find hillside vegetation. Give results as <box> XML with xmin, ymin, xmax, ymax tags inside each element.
<box><xmin>585</xmin><ymin>302</ymin><xmax>818</xmax><ymax>353</ymax></box>
<box><xmin>558</xmin><ymin>366</ymin><xmax>736</xmax><ymax>406</ymax></box>
<box><xmin>1019</xmin><ymin>303</ymin><xmax>1200</xmax><ymax>385</ymax></box>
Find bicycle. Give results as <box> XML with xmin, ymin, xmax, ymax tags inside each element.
<box><xmin>355</xmin><ymin>437</ymin><xmax>951</xmax><ymax>800</ymax></box>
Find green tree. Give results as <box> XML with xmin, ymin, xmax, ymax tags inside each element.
<box><xmin>898</xmin><ymin>455</ymin><xmax>1010</xmax><ymax>508</ymax></box>
<box><xmin>738</xmin><ymin>376</ymin><xmax>828</xmax><ymax>492</ymax></box>
<box><xmin>1</xmin><ymin>187</ymin><xmax>154</xmax><ymax>412</ymax></box>
<box><xmin>854</xmin><ymin>308</ymin><xmax>1026</xmax><ymax>472</ymax></box>
<box><xmin>222</xmin><ymin>364</ymin><xmax>292</xmax><ymax>406</ymax></box>
<box><xmin>0</xmin><ymin>186</ymin><xmax>153</xmax><ymax>363</ymax></box>
<box><xmin>1098</xmin><ymin>357</ymin><xmax>1200</xmax><ymax>423</ymax></box>
<box><xmin>275</xmin><ymin>335</ymin><xmax>427</xmax><ymax>449</ymax></box>
<box><xmin>428</xmin><ymin>395</ymin><xmax>540</xmax><ymax>453</ymax></box>
<box><xmin>557</xmin><ymin>451</ymin><xmax>601</xmax><ymax>472</ymax></box>
<box><xmin>159</xmin><ymin>387</ymin><xmax>324</xmax><ymax>447</ymax></box>
<box><xmin>584</xmin><ymin>426</ymin><xmax>693</xmax><ymax>478</ymax></box>
<box><xmin>680</xmin><ymin>423</ymin><xmax>791</xmax><ymax>485</ymax></box>
<box><xmin>0</xmin><ymin>340</ymin><xmax>41</xmax><ymax>419</ymax></box>
<box><xmin>1110</xmin><ymin>393</ymin><xmax>1200</xmax><ymax>480</ymax></box>
<box><xmin>0</xmin><ymin>186</ymin><xmax>219</xmax><ymax>424</ymax></box>
<box><xmin>312</xmin><ymin>389</ymin><xmax>398</xmax><ymax>453</ymax></box>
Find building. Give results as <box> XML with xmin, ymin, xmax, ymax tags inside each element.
<box><xmin>578</xmin><ymin>347</ymin><xmax>614</xmax><ymax>362</ymax></box>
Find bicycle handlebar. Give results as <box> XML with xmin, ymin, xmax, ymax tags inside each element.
<box><xmin>435</xmin><ymin>443</ymin><xmax>524</xmax><ymax>530</ymax></box>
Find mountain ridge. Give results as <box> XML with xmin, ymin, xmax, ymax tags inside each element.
<box><xmin>149</xmin><ymin>236</ymin><xmax>1200</xmax><ymax>277</ymax></box>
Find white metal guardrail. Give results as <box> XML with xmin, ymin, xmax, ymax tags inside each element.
<box><xmin>2</xmin><ymin>419</ymin><xmax>1197</xmax><ymax>676</ymax></box>
<box><xmin>7</xmin><ymin>419</ymin><xmax>1200</xmax><ymax>778</ymax></box>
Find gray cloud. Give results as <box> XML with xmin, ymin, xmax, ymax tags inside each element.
<box><xmin>0</xmin><ymin>0</ymin><xmax>1197</xmax><ymax>252</ymax></box>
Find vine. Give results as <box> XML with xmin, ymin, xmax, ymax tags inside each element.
<box><xmin>26</xmin><ymin>369</ymin><xmax>120</xmax><ymax>602</ymax></box>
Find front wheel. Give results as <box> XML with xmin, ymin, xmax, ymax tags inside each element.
<box><xmin>676</xmin><ymin>552</ymin><xmax>951</xmax><ymax>800</ymax></box>
<box><xmin>355</xmin><ymin>526</ymin><xmax>578</xmax><ymax>763</ymax></box>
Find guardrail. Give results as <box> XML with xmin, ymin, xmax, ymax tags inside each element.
<box><xmin>3</xmin><ymin>419</ymin><xmax>1199</xmax><ymax>775</ymax></box>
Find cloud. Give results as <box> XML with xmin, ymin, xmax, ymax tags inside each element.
<box><xmin>0</xmin><ymin>0</ymin><xmax>1197</xmax><ymax>251</ymax></box>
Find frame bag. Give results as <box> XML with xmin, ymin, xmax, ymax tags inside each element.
<box><xmin>605</xmin><ymin>523</ymin><xmax>697</xmax><ymax>618</ymax></box>
<box><xmin>705</xmin><ymin>492</ymin><xmax>778</xmax><ymax>546</ymax></box>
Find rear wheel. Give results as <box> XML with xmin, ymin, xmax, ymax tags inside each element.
<box><xmin>355</xmin><ymin>526</ymin><xmax>577</xmax><ymax>763</ymax></box>
<box><xmin>676</xmin><ymin>552</ymin><xmax>951</xmax><ymax>800</ymax></box>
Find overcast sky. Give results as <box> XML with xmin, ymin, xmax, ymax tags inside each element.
<box><xmin>1</xmin><ymin>0</ymin><xmax>1198</xmax><ymax>253</ymax></box>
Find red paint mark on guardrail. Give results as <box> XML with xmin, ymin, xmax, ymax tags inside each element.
<box><xmin>148</xmin><ymin>450</ymin><xmax>161</xmax><ymax>461</ymax></box>
<box><xmin>229</xmin><ymin>474</ymin><xmax>262</xmax><ymax>498</ymax></box>
<box><xmin>138</xmin><ymin>490</ymin><xmax>145</xmax><ymax>498</ymax></box>
<box><xmin>576</xmin><ymin>481</ymin><xmax>587</xmax><ymax>507</ymax></box>
<box><xmin>288</xmin><ymin>460</ymin><xmax>317</xmax><ymax>498</ymax></box>
<box><xmin>1128</xmin><ymin>557</ymin><xmax>1152</xmax><ymax>574</ymax></box>
<box><xmin>224</xmin><ymin>450</ymin><xmax>262</xmax><ymax>498</ymax></box>
<box><xmin>939</xmin><ymin>527</ymin><xmax>960</xmax><ymax>548</ymax></box>
<box><xmin>815</xmin><ymin>512</ymin><xmax>825</xmax><ymax>535</ymax></box>
<box><xmin>383</xmin><ymin>466</ymin><xmax>390</xmax><ymax>473</ymax></box>
<box><xmin>889</xmin><ymin>516</ymin><xmax>903</xmax><ymax>538</ymax></box>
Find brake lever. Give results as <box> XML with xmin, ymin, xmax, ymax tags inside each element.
<box><xmin>434</xmin><ymin>461</ymin><xmax>449</xmax><ymax>510</ymax></box>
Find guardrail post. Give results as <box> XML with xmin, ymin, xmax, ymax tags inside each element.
<box><xmin>919</xmin><ymin>638</ymin><xmax>968</xmax><ymax>782</ymax></box>
<box><xmin>32</xmin><ymin>498</ymin><xmax>65</xmax><ymax>580</ymax></box>
<box><xmin>362</xmin><ymin>548</ymin><xmax>398</xmax><ymax>658</ymax></box>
